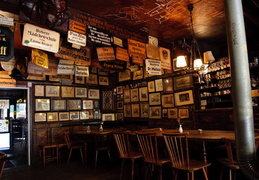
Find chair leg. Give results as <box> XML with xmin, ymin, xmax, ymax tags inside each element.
<box><xmin>95</xmin><ymin>150</ymin><xmax>98</xmax><ymax>169</ymax></box>
<box><xmin>191</xmin><ymin>172</ymin><xmax>194</xmax><ymax>180</ymax></box>
<box><xmin>107</xmin><ymin>149</ymin><xmax>112</xmax><ymax>166</ymax></box>
<box><xmin>202</xmin><ymin>167</ymin><xmax>209</xmax><ymax>180</ymax></box>
<box><xmin>131</xmin><ymin>159</ymin><xmax>135</xmax><ymax>180</ymax></box>
<box><xmin>173</xmin><ymin>169</ymin><xmax>178</xmax><ymax>180</ymax></box>
<box><xmin>229</xmin><ymin>169</ymin><xmax>232</xmax><ymax>180</ymax></box>
<box><xmin>120</xmin><ymin>159</ymin><xmax>125</xmax><ymax>180</ymax></box>
<box><xmin>220</xmin><ymin>166</ymin><xmax>224</xmax><ymax>180</ymax></box>
<box><xmin>79</xmin><ymin>148</ymin><xmax>84</xmax><ymax>166</ymax></box>
<box><xmin>67</xmin><ymin>149</ymin><xmax>72</xmax><ymax>165</ymax></box>
<box><xmin>159</xmin><ymin>166</ymin><xmax>162</xmax><ymax>180</ymax></box>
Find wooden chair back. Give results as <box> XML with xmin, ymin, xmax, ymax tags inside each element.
<box><xmin>93</xmin><ymin>131</ymin><xmax>112</xmax><ymax>150</ymax></box>
<box><xmin>163</xmin><ymin>132</ymin><xmax>190</xmax><ymax>169</ymax></box>
<box><xmin>136</xmin><ymin>131</ymin><xmax>159</xmax><ymax>163</ymax></box>
<box><xmin>64</xmin><ymin>131</ymin><xmax>72</xmax><ymax>148</ymax></box>
<box><xmin>0</xmin><ymin>152</ymin><xmax>7</xmax><ymax>178</ymax></box>
<box><xmin>113</xmin><ymin>131</ymin><xmax>132</xmax><ymax>158</ymax></box>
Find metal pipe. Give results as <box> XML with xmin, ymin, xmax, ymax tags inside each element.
<box><xmin>224</xmin><ymin>0</ymin><xmax>259</xmax><ymax>179</ymax></box>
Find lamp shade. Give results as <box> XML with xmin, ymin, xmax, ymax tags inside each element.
<box><xmin>176</xmin><ymin>56</ymin><xmax>187</xmax><ymax>67</ymax></box>
<box><xmin>203</xmin><ymin>51</ymin><xmax>215</xmax><ymax>64</ymax></box>
<box><xmin>193</xmin><ymin>59</ymin><xmax>203</xmax><ymax>69</ymax></box>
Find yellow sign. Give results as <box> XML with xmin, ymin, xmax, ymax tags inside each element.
<box><xmin>31</xmin><ymin>49</ymin><xmax>48</xmax><ymax>68</ymax></box>
<box><xmin>116</xmin><ymin>47</ymin><xmax>129</xmax><ymax>61</ymax></box>
<box><xmin>146</xmin><ymin>44</ymin><xmax>159</xmax><ymax>60</ymax></box>
<box><xmin>128</xmin><ymin>39</ymin><xmax>146</xmax><ymax>64</ymax></box>
<box><xmin>97</xmin><ymin>47</ymin><xmax>115</xmax><ymax>61</ymax></box>
<box><xmin>69</xmin><ymin>20</ymin><xmax>86</xmax><ymax>34</ymax></box>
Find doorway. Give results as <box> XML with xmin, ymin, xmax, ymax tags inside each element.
<box><xmin>0</xmin><ymin>87</ymin><xmax>30</xmax><ymax>168</ymax></box>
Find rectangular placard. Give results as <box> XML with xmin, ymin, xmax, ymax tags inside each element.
<box><xmin>87</xmin><ymin>25</ymin><xmax>112</xmax><ymax>46</ymax></box>
<box><xmin>97</xmin><ymin>47</ymin><xmax>115</xmax><ymax>61</ymax></box>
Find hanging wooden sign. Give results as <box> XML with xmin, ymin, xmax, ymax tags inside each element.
<box><xmin>116</xmin><ymin>47</ymin><xmax>129</xmax><ymax>62</ymax></box>
<box><xmin>57</xmin><ymin>59</ymin><xmax>74</xmax><ymax>75</ymax></box>
<box><xmin>27</xmin><ymin>58</ymin><xmax>58</xmax><ymax>75</ymax></box>
<box><xmin>128</xmin><ymin>39</ymin><xmax>146</xmax><ymax>64</ymax></box>
<box><xmin>75</xmin><ymin>66</ymin><xmax>89</xmax><ymax>77</ymax></box>
<box><xmin>0</xmin><ymin>26</ymin><xmax>14</xmax><ymax>62</ymax></box>
<box><xmin>97</xmin><ymin>47</ymin><xmax>115</xmax><ymax>61</ymax></box>
<box><xmin>67</xmin><ymin>30</ymin><xmax>86</xmax><ymax>47</ymax></box>
<box><xmin>69</xmin><ymin>20</ymin><xmax>86</xmax><ymax>34</ymax></box>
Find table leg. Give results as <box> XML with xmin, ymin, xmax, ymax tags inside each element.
<box><xmin>83</xmin><ymin>142</ymin><xmax>87</xmax><ymax>167</ymax></box>
<box><xmin>202</xmin><ymin>141</ymin><xmax>207</xmax><ymax>163</ymax></box>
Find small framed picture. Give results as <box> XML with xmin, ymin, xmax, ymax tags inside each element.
<box><xmin>94</xmin><ymin>110</ymin><xmax>100</xmax><ymax>119</ymax></box>
<box><xmin>117</xmin><ymin>86</ymin><xmax>123</xmax><ymax>94</ymax></box>
<box><xmin>140</xmin><ymin>103</ymin><xmax>149</xmax><ymax>118</ymax></box>
<box><xmin>148</xmin><ymin>81</ymin><xmax>155</xmax><ymax>92</ymax></box>
<box><xmin>179</xmin><ymin>108</ymin><xmax>189</xmax><ymax>118</ymax></box>
<box><xmin>68</xmin><ymin>99</ymin><xmax>82</xmax><ymax>110</ymax></box>
<box><xmin>162</xmin><ymin>94</ymin><xmax>174</xmax><ymax>108</ymax></box>
<box><xmin>98</xmin><ymin>68</ymin><xmax>109</xmax><ymax>76</ymax></box>
<box><xmin>117</xmin><ymin>101</ymin><xmax>124</xmax><ymax>110</ymax></box>
<box><xmin>139</xmin><ymin>87</ymin><xmax>148</xmax><ymax>101</ymax></box>
<box><xmin>149</xmin><ymin>93</ymin><xmax>161</xmax><ymax>105</ymax></box>
<box><xmin>119</xmin><ymin>69</ymin><xmax>131</xmax><ymax>82</ymax></box>
<box><xmin>91</xmin><ymin>67</ymin><xmax>97</xmax><ymax>73</ymax></box>
<box><xmin>52</xmin><ymin>99</ymin><xmax>67</xmax><ymax>111</ymax></box>
<box><xmin>168</xmin><ymin>108</ymin><xmax>178</xmax><ymax>119</ymax></box>
<box><xmin>93</xmin><ymin>101</ymin><xmax>99</xmax><ymax>109</ymax></box>
<box><xmin>175</xmin><ymin>90</ymin><xmax>194</xmax><ymax>106</ymax></box>
<box><xmin>74</xmin><ymin>76</ymin><xmax>85</xmax><ymax>84</ymax></box>
<box><xmin>82</xmin><ymin>100</ymin><xmax>93</xmax><ymax>110</ymax></box>
<box><xmin>35</xmin><ymin>99</ymin><xmax>50</xmax><ymax>111</ymax></box>
<box><xmin>61</xmin><ymin>86</ymin><xmax>75</xmax><ymax>98</ymax></box>
<box><xmin>124</xmin><ymin>89</ymin><xmax>131</xmax><ymax>103</ymax></box>
<box><xmin>70</xmin><ymin>111</ymin><xmax>80</xmax><ymax>120</ymax></box>
<box><xmin>124</xmin><ymin>104</ymin><xmax>131</xmax><ymax>117</ymax></box>
<box><xmin>116</xmin><ymin>113</ymin><xmax>124</xmax><ymax>121</ymax></box>
<box><xmin>173</xmin><ymin>74</ymin><xmax>193</xmax><ymax>91</ymax></box>
<box><xmin>45</xmin><ymin>85</ymin><xmax>60</xmax><ymax>97</ymax></box>
<box><xmin>102</xmin><ymin>113</ymin><xmax>115</xmax><ymax>121</ymax></box>
<box><xmin>162</xmin><ymin>109</ymin><xmax>168</xmax><ymax>118</ymax></box>
<box><xmin>88</xmin><ymin>89</ymin><xmax>100</xmax><ymax>99</ymax></box>
<box><xmin>86</xmin><ymin>74</ymin><xmax>98</xmax><ymax>84</ymax></box>
<box><xmin>34</xmin><ymin>113</ymin><xmax>47</xmax><ymax>122</ymax></box>
<box><xmin>75</xmin><ymin>87</ymin><xmax>87</xmax><ymax>98</ymax></box>
<box><xmin>155</xmin><ymin>79</ymin><xmax>163</xmax><ymax>92</ymax></box>
<box><xmin>59</xmin><ymin>112</ymin><xmax>70</xmax><ymax>121</ymax></box>
<box><xmin>131</xmin><ymin>88</ymin><xmax>139</xmax><ymax>102</ymax></box>
<box><xmin>80</xmin><ymin>111</ymin><xmax>90</xmax><ymax>120</ymax></box>
<box><xmin>99</xmin><ymin>76</ymin><xmax>109</xmax><ymax>85</ymax></box>
<box><xmin>132</xmin><ymin>104</ymin><xmax>140</xmax><ymax>117</ymax></box>
<box><xmin>133</xmin><ymin>68</ymin><xmax>143</xmax><ymax>80</ymax></box>
<box><xmin>149</xmin><ymin>106</ymin><xmax>161</xmax><ymax>119</ymax></box>
<box><xmin>34</xmin><ymin>85</ymin><xmax>44</xmax><ymax>96</ymax></box>
<box><xmin>47</xmin><ymin>112</ymin><xmax>58</xmax><ymax>122</ymax></box>
<box><xmin>163</xmin><ymin>78</ymin><xmax>173</xmax><ymax>93</ymax></box>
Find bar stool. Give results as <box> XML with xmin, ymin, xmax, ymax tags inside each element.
<box><xmin>0</xmin><ymin>152</ymin><xmax>7</xmax><ymax>178</ymax></box>
<box><xmin>39</xmin><ymin>144</ymin><xmax>59</xmax><ymax>166</ymax></box>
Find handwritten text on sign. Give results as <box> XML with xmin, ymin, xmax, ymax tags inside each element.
<box><xmin>145</xmin><ymin>59</ymin><xmax>161</xmax><ymax>75</ymax></box>
<box><xmin>22</xmin><ymin>23</ymin><xmax>60</xmax><ymax>53</ymax></box>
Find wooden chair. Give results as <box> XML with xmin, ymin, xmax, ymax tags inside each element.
<box><xmin>92</xmin><ymin>131</ymin><xmax>112</xmax><ymax>169</ymax></box>
<box><xmin>163</xmin><ymin>132</ymin><xmax>211</xmax><ymax>180</ymax></box>
<box><xmin>113</xmin><ymin>131</ymin><xmax>143</xmax><ymax>180</ymax></box>
<box><xmin>0</xmin><ymin>152</ymin><xmax>7</xmax><ymax>178</ymax></box>
<box><xmin>136</xmin><ymin>131</ymin><xmax>170</xmax><ymax>180</ymax></box>
<box><xmin>63</xmin><ymin>132</ymin><xmax>84</xmax><ymax>165</ymax></box>
<box><xmin>39</xmin><ymin>144</ymin><xmax>59</xmax><ymax>166</ymax></box>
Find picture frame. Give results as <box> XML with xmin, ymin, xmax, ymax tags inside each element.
<box><xmin>132</xmin><ymin>104</ymin><xmax>140</xmax><ymax>117</ymax></box>
<box><xmin>116</xmin><ymin>86</ymin><xmax>123</xmax><ymax>94</ymax></box>
<box><xmin>155</xmin><ymin>79</ymin><xmax>163</xmax><ymax>92</ymax></box>
<box><xmin>47</xmin><ymin>112</ymin><xmax>59</xmax><ymax>122</ymax></box>
<box><xmin>116</xmin><ymin>113</ymin><xmax>124</xmax><ymax>121</ymax></box>
<box><xmin>98</xmin><ymin>68</ymin><xmax>109</xmax><ymax>76</ymax></box>
<box><xmin>123</xmin><ymin>89</ymin><xmax>131</xmax><ymax>103</ymax></box>
<box><xmin>49</xmin><ymin>75</ymin><xmax>73</xmax><ymax>82</ymax></box>
<box><xmin>124</xmin><ymin>104</ymin><xmax>131</xmax><ymax>117</ymax></box>
<box><xmin>94</xmin><ymin>110</ymin><xmax>100</xmax><ymax>119</ymax></box>
<box><xmin>149</xmin><ymin>93</ymin><xmax>161</xmax><ymax>105</ymax></box>
<box><xmin>75</xmin><ymin>87</ymin><xmax>87</xmax><ymax>98</ymax></box>
<box><xmin>74</xmin><ymin>76</ymin><xmax>85</xmax><ymax>84</ymax></box>
<box><xmin>131</xmin><ymin>88</ymin><xmax>139</xmax><ymax>102</ymax></box>
<box><xmin>149</xmin><ymin>106</ymin><xmax>161</xmax><ymax>119</ymax></box>
<box><xmin>52</xmin><ymin>99</ymin><xmax>67</xmax><ymax>111</ymax></box>
<box><xmin>168</xmin><ymin>108</ymin><xmax>178</xmax><ymax>119</ymax></box>
<box><xmin>173</xmin><ymin>74</ymin><xmax>193</xmax><ymax>91</ymax></box>
<box><xmin>82</xmin><ymin>100</ymin><xmax>93</xmax><ymax>110</ymax></box>
<box><xmin>179</xmin><ymin>108</ymin><xmax>189</xmax><ymax>119</ymax></box>
<box><xmin>88</xmin><ymin>89</ymin><xmax>100</xmax><ymax>99</ymax></box>
<box><xmin>86</xmin><ymin>74</ymin><xmax>98</xmax><ymax>84</ymax></box>
<box><xmin>61</xmin><ymin>86</ymin><xmax>75</xmax><ymax>98</ymax></box>
<box><xmin>88</xmin><ymin>110</ymin><xmax>94</xmax><ymax>119</ymax></box>
<box><xmin>119</xmin><ymin>69</ymin><xmax>131</xmax><ymax>82</ymax></box>
<box><xmin>139</xmin><ymin>87</ymin><xmax>148</xmax><ymax>101</ymax></box>
<box><xmin>80</xmin><ymin>111</ymin><xmax>89</xmax><ymax>120</ymax></box>
<box><xmin>162</xmin><ymin>109</ymin><xmax>168</xmax><ymax>118</ymax></box>
<box><xmin>148</xmin><ymin>81</ymin><xmax>155</xmax><ymax>92</ymax></box>
<box><xmin>162</xmin><ymin>94</ymin><xmax>174</xmax><ymax>108</ymax></box>
<box><xmin>93</xmin><ymin>101</ymin><xmax>99</xmax><ymax>109</ymax></box>
<box><xmin>70</xmin><ymin>111</ymin><xmax>80</xmax><ymax>120</ymax></box>
<box><xmin>140</xmin><ymin>103</ymin><xmax>149</xmax><ymax>118</ymax></box>
<box><xmin>174</xmin><ymin>90</ymin><xmax>194</xmax><ymax>106</ymax></box>
<box><xmin>90</xmin><ymin>67</ymin><xmax>97</xmax><ymax>73</ymax></box>
<box><xmin>163</xmin><ymin>77</ymin><xmax>173</xmax><ymax>93</ymax></box>
<box><xmin>99</xmin><ymin>76</ymin><xmax>109</xmax><ymax>85</ymax></box>
<box><xmin>102</xmin><ymin>113</ymin><xmax>115</xmax><ymax>121</ymax></box>
<box><xmin>35</xmin><ymin>98</ymin><xmax>50</xmax><ymax>111</ymax></box>
<box><xmin>68</xmin><ymin>99</ymin><xmax>82</xmax><ymax>110</ymax></box>
<box><xmin>45</xmin><ymin>85</ymin><xmax>60</xmax><ymax>97</ymax></box>
<box><xmin>34</xmin><ymin>85</ymin><xmax>44</xmax><ymax>96</ymax></box>
<box><xmin>117</xmin><ymin>101</ymin><xmax>123</xmax><ymax>110</ymax></box>
<box><xmin>59</xmin><ymin>112</ymin><xmax>70</xmax><ymax>121</ymax></box>
<box><xmin>34</xmin><ymin>113</ymin><xmax>47</xmax><ymax>122</ymax></box>
<box><xmin>133</xmin><ymin>68</ymin><xmax>143</xmax><ymax>80</ymax></box>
